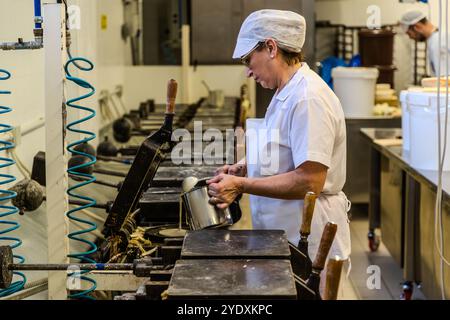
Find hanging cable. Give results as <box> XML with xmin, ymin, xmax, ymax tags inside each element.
<box><xmin>9</xmin><ymin>150</ymin><xmax>31</xmax><ymax>179</ymax></box>
<box><xmin>64</xmin><ymin>57</ymin><xmax>98</xmax><ymax>300</ymax></box>
<box><xmin>439</xmin><ymin>0</ymin><xmax>450</xmax><ymax>300</ymax></box>
<box><xmin>0</xmin><ymin>69</ymin><xmax>27</xmax><ymax>297</ymax></box>
<box><xmin>60</xmin><ymin>0</ymin><xmax>86</xmax><ymax>71</ymax></box>
<box><xmin>434</xmin><ymin>0</ymin><xmax>444</xmax><ymax>300</ymax></box>
<box><xmin>434</xmin><ymin>0</ymin><xmax>450</xmax><ymax>301</ymax></box>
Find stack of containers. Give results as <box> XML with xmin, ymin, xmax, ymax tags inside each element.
<box><xmin>376</xmin><ymin>84</ymin><xmax>399</xmax><ymax>107</ymax></box>
<box><xmin>400</xmin><ymin>80</ymin><xmax>450</xmax><ymax>171</ymax></box>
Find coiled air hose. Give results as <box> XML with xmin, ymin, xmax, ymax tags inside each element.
<box><xmin>64</xmin><ymin>57</ymin><xmax>98</xmax><ymax>300</ymax></box>
<box><xmin>0</xmin><ymin>69</ymin><xmax>27</xmax><ymax>297</ymax></box>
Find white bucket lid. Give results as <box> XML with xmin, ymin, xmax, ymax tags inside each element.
<box><xmin>400</xmin><ymin>90</ymin><xmax>409</xmax><ymax>102</ymax></box>
<box><xmin>405</xmin><ymin>90</ymin><xmax>450</xmax><ymax>108</ymax></box>
<box><xmin>331</xmin><ymin>67</ymin><xmax>379</xmax><ymax>79</ymax></box>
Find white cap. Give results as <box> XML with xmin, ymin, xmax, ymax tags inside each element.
<box><xmin>232</xmin><ymin>9</ymin><xmax>306</xmax><ymax>59</ymax></box>
<box><xmin>399</xmin><ymin>10</ymin><xmax>427</xmax><ymax>32</ymax></box>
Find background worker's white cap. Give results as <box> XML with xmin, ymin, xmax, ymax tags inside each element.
<box><xmin>232</xmin><ymin>9</ymin><xmax>306</xmax><ymax>59</ymax></box>
<box><xmin>399</xmin><ymin>10</ymin><xmax>427</xmax><ymax>32</ymax></box>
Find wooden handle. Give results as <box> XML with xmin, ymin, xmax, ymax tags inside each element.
<box><xmin>166</xmin><ymin>79</ymin><xmax>178</xmax><ymax>114</ymax></box>
<box><xmin>312</xmin><ymin>222</ymin><xmax>337</xmax><ymax>271</ymax></box>
<box><xmin>300</xmin><ymin>191</ymin><xmax>317</xmax><ymax>237</ymax></box>
<box><xmin>324</xmin><ymin>257</ymin><xmax>344</xmax><ymax>300</ymax></box>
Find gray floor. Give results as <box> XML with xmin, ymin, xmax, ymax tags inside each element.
<box><xmin>345</xmin><ymin>205</ymin><xmax>426</xmax><ymax>300</ymax></box>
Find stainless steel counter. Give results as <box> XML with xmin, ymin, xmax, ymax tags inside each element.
<box><xmin>344</xmin><ymin>117</ymin><xmax>401</xmax><ymax>204</ymax></box>
<box><xmin>360</xmin><ymin>127</ymin><xmax>450</xmax><ymax>299</ymax></box>
<box><xmin>360</xmin><ymin>128</ymin><xmax>450</xmax><ymax>202</ymax></box>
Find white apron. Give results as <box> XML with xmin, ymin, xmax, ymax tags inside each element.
<box><xmin>246</xmin><ymin>118</ymin><xmax>351</xmax><ymax>261</ymax></box>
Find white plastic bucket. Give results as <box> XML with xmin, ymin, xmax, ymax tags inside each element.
<box><xmin>399</xmin><ymin>90</ymin><xmax>410</xmax><ymax>151</ymax></box>
<box><xmin>407</xmin><ymin>91</ymin><xmax>450</xmax><ymax>171</ymax></box>
<box><xmin>331</xmin><ymin>67</ymin><xmax>379</xmax><ymax>117</ymax></box>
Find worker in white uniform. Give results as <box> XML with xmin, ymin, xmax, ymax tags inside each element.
<box><xmin>206</xmin><ymin>9</ymin><xmax>351</xmax><ymax>291</ymax></box>
<box><xmin>400</xmin><ymin>10</ymin><xmax>450</xmax><ymax>76</ymax></box>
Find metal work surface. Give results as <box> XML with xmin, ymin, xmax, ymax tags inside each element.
<box><xmin>138</xmin><ymin>138</ymin><xmax>235</xmax><ymax>164</ymax></box>
<box><xmin>165</xmin><ymin>140</ymin><xmax>235</xmax><ymax>157</ymax></box>
<box><xmin>361</xmin><ymin>127</ymin><xmax>450</xmax><ymax>299</ymax></box>
<box><xmin>417</xmin><ymin>186</ymin><xmax>450</xmax><ymax>299</ymax></box>
<box><xmin>181</xmin><ymin>230</ymin><xmax>291</xmax><ymax>259</ymax></box>
<box><xmin>196</xmin><ymin>110</ymin><xmax>235</xmax><ymax>117</ymax></box>
<box><xmin>345</xmin><ymin>117</ymin><xmax>401</xmax><ymax>204</ymax></box>
<box><xmin>139</xmin><ymin>187</ymin><xmax>182</xmax><ymax>223</ymax></box>
<box><xmin>379</xmin><ymin>155</ymin><xmax>404</xmax><ymax>266</ymax></box>
<box><xmin>151</xmin><ymin>166</ymin><xmax>216</xmax><ymax>187</ymax></box>
<box><xmin>152</xmin><ymin>97</ymin><xmax>237</xmax><ymax>112</ymax></box>
<box><xmin>140</xmin><ymin>187</ymin><xmax>181</xmax><ymax>202</ymax></box>
<box><xmin>155</xmin><ymin>166</ymin><xmax>216</xmax><ymax>179</ymax></box>
<box><xmin>185</xmin><ymin>122</ymin><xmax>235</xmax><ymax>132</ymax></box>
<box><xmin>161</xmin><ymin>157</ymin><xmax>228</xmax><ymax>166</ymax></box>
<box><xmin>167</xmin><ymin>259</ymin><xmax>297</xmax><ymax>299</ymax></box>
<box><xmin>142</xmin><ymin>119</ymin><xmax>234</xmax><ymax>130</ymax></box>
<box><xmin>360</xmin><ymin>128</ymin><xmax>450</xmax><ymax>203</ymax></box>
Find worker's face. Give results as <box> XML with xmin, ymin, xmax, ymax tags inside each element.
<box><xmin>242</xmin><ymin>42</ymin><xmax>277</xmax><ymax>89</ymax></box>
<box><xmin>406</xmin><ymin>24</ymin><xmax>427</xmax><ymax>42</ymax></box>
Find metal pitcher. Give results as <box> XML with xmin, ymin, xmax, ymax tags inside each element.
<box><xmin>181</xmin><ymin>177</ymin><xmax>233</xmax><ymax>230</ymax></box>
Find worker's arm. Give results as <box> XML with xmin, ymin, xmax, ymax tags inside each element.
<box><xmin>207</xmin><ymin>161</ymin><xmax>327</xmax><ymax>209</ymax></box>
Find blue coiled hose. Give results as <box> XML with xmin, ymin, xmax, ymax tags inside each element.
<box><xmin>64</xmin><ymin>57</ymin><xmax>98</xmax><ymax>300</ymax></box>
<box><xmin>0</xmin><ymin>69</ymin><xmax>27</xmax><ymax>297</ymax></box>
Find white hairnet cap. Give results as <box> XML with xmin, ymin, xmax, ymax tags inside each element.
<box><xmin>399</xmin><ymin>10</ymin><xmax>427</xmax><ymax>32</ymax></box>
<box><xmin>232</xmin><ymin>9</ymin><xmax>306</xmax><ymax>59</ymax></box>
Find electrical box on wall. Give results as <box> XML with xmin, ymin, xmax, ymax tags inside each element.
<box><xmin>101</xmin><ymin>14</ymin><xmax>108</xmax><ymax>30</ymax></box>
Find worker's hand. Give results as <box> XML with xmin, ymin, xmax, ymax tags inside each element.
<box><xmin>214</xmin><ymin>165</ymin><xmax>230</xmax><ymax>175</ymax></box>
<box><xmin>214</xmin><ymin>164</ymin><xmax>247</xmax><ymax>177</ymax></box>
<box><xmin>207</xmin><ymin>174</ymin><xmax>244</xmax><ymax>209</ymax></box>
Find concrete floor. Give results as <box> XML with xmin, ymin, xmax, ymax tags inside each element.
<box><xmin>347</xmin><ymin>206</ymin><xmax>426</xmax><ymax>300</ymax></box>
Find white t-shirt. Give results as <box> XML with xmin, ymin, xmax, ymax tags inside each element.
<box><xmin>427</xmin><ymin>30</ymin><xmax>450</xmax><ymax>76</ymax></box>
<box><xmin>246</xmin><ymin>63</ymin><xmax>351</xmax><ymax>260</ymax></box>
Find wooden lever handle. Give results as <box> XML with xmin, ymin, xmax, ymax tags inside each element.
<box><xmin>312</xmin><ymin>222</ymin><xmax>337</xmax><ymax>271</ymax></box>
<box><xmin>324</xmin><ymin>257</ymin><xmax>344</xmax><ymax>300</ymax></box>
<box><xmin>300</xmin><ymin>191</ymin><xmax>317</xmax><ymax>237</ymax></box>
<box><xmin>166</xmin><ymin>79</ymin><xmax>178</xmax><ymax>114</ymax></box>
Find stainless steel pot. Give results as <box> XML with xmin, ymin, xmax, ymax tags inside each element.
<box><xmin>182</xmin><ymin>178</ymin><xmax>233</xmax><ymax>230</ymax></box>
<box><xmin>207</xmin><ymin>90</ymin><xmax>224</xmax><ymax>108</ymax></box>
<box><xmin>201</xmin><ymin>80</ymin><xmax>224</xmax><ymax>108</ymax></box>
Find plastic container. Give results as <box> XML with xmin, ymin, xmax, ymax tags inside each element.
<box><xmin>331</xmin><ymin>67</ymin><xmax>379</xmax><ymax>117</ymax></box>
<box><xmin>399</xmin><ymin>90</ymin><xmax>411</xmax><ymax>151</ymax></box>
<box><xmin>421</xmin><ymin>77</ymin><xmax>450</xmax><ymax>88</ymax></box>
<box><xmin>406</xmin><ymin>91</ymin><xmax>450</xmax><ymax>171</ymax></box>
